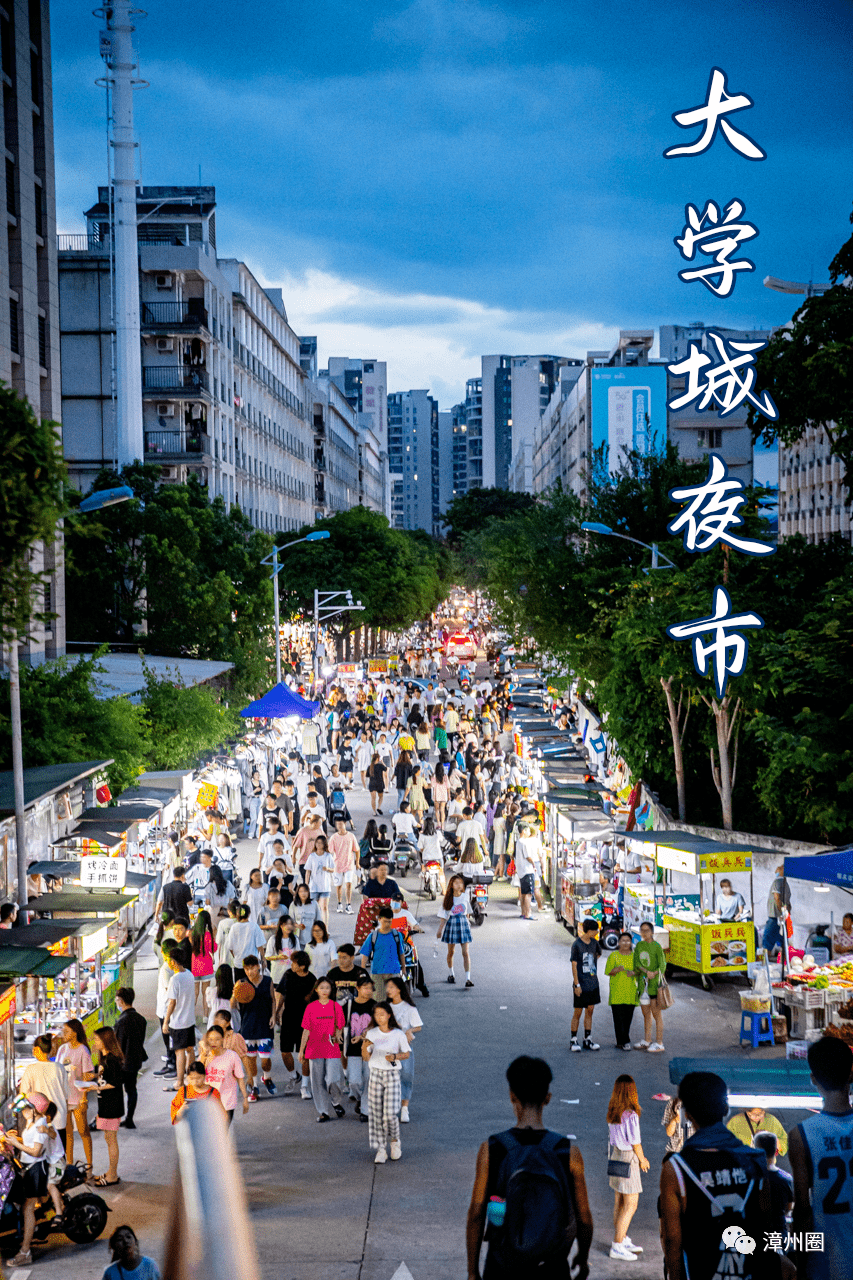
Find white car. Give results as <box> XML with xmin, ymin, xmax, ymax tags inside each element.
<box><xmin>445</xmin><ymin>632</ymin><xmax>477</xmax><ymax>660</ymax></box>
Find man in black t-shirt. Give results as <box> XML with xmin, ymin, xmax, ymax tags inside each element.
<box><xmin>569</xmin><ymin>919</ymin><xmax>602</xmax><ymax>1052</ymax></box>
<box><xmin>466</xmin><ymin>1055</ymin><xmax>592</xmax><ymax>1280</ymax></box>
<box><xmin>159</xmin><ymin>866</ymin><xmax>192</xmax><ymax>919</ymax></box>
<box><xmin>240</xmin><ymin>956</ymin><xmax>276</xmax><ymax>1103</ymax></box>
<box><xmin>327</xmin><ymin>944</ymin><xmax>361</xmax><ymax>1004</ymax></box>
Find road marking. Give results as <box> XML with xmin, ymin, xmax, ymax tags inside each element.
<box><xmin>391</xmin><ymin>1265</ymin><xmax>415</xmax><ymax>1280</ymax></box>
<box><xmin>561</xmin><ymin>1098</ymin><xmax>580</xmax><ymax>1104</ymax></box>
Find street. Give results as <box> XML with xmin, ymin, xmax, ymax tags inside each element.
<box><xmin>20</xmin><ymin>774</ymin><xmax>794</xmax><ymax>1280</ymax></box>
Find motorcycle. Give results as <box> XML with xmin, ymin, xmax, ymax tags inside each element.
<box><xmin>469</xmin><ymin>877</ymin><xmax>490</xmax><ymax>926</ymax></box>
<box><xmin>599</xmin><ymin>894</ymin><xmax>623</xmax><ymax>950</ymax></box>
<box><xmin>421</xmin><ymin>859</ymin><xmax>443</xmax><ymax>900</ymax></box>
<box><xmin>392</xmin><ymin>838</ymin><xmax>419</xmax><ymax>878</ymax></box>
<box><xmin>0</xmin><ymin>1161</ymin><xmax>109</xmax><ymax>1251</ymax></box>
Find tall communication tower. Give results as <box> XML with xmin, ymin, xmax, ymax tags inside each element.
<box><xmin>97</xmin><ymin>2</ymin><xmax>145</xmax><ymax>468</ymax></box>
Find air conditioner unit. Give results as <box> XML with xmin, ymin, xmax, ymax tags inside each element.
<box><xmin>155</xmin><ymin>274</ymin><xmax>173</xmax><ymax>289</ymax></box>
<box><xmin>156</xmin><ymin>403</ymin><xmax>175</xmax><ymax>417</ymax></box>
<box><xmin>161</xmin><ymin>467</ymin><xmax>178</xmax><ymax>479</ymax></box>
<box><xmin>156</xmin><ymin>338</ymin><xmax>174</xmax><ymax>352</ymax></box>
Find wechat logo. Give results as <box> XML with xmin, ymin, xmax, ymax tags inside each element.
<box><xmin>721</xmin><ymin>1226</ymin><xmax>756</xmax><ymax>1255</ymax></box>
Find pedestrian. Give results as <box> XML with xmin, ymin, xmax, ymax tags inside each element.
<box><xmin>368</xmin><ymin>751</ymin><xmax>388</xmax><ymax>815</ymax></box>
<box><xmin>606</xmin><ymin>1074</ymin><xmax>648</xmax><ymax>1261</ymax></box>
<box><xmin>227</xmin><ymin>903</ymin><xmax>266</xmax><ymax>979</ymax></box>
<box><xmin>291</xmin><ymin>881</ymin><xmax>321</xmax><ymax>945</ymax></box>
<box><xmin>215</xmin><ymin>900</ymin><xmax>240</xmax><ymax>974</ymax></box>
<box><xmin>201</xmin><ymin>1023</ymin><xmax>249</xmax><ymax>1124</ymax></box>
<box><xmin>190</xmin><ymin>909</ymin><xmax>217</xmax><ymax>1015</ymax></box>
<box><xmin>169</xmin><ymin>1061</ymin><xmax>227</xmax><ymax>1125</ymax></box>
<box><xmin>605</xmin><ymin>932</ymin><xmax>638</xmax><ymax>1050</ymax></box>
<box><xmin>161</xmin><ymin>948</ymin><xmax>197</xmax><ymax>1094</ymax></box>
<box><xmin>343</xmin><ymin>972</ymin><xmax>375</xmax><ymax>1121</ymax></box>
<box><xmin>570</xmin><ymin>918</ymin><xmax>602</xmax><ymax>1052</ymax></box>
<box><xmin>243</xmin><ymin>867</ymin><xmax>267</xmax><ymax>924</ymax></box>
<box><xmin>662</xmin><ymin>1097</ymin><xmax>694</xmax><ymax>1153</ymax></box>
<box><xmin>465</xmin><ymin>1055</ymin><xmax>593</xmax><ymax>1280</ymax></box>
<box><xmin>306</xmin><ymin>834</ymin><xmax>335</xmax><ymax>926</ymax></box>
<box><xmin>92</xmin><ymin>1026</ymin><xmax>125</xmax><ymax>1186</ymax></box>
<box><xmin>2</xmin><ymin>1094</ymin><xmax>50</xmax><ymax>1268</ymax></box>
<box><xmin>437</xmin><ymin>873</ymin><xmax>474</xmax><ymax>987</ymax></box>
<box><xmin>752</xmin><ymin>1131</ymin><xmax>793</xmax><ymax>1241</ymax></box>
<box><xmin>633</xmin><ymin>920</ymin><xmax>667</xmax><ymax>1052</ymax></box>
<box><xmin>393</xmin><ymin>750</ymin><xmax>413</xmax><ymax>809</ymax></box>
<box><xmin>359</xmin><ymin>906</ymin><xmax>407</xmax><ymax>1002</ymax></box>
<box><xmin>385</xmin><ymin>976</ymin><xmax>422</xmax><ymax>1125</ymax></box>
<box><xmin>330</xmin><ymin>815</ymin><xmax>359</xmax><ymax>915</ymax></box>
<box><xmin>56</xmin><ymin>1017</ymin><xmax>94</xmax><ymax>1172</ymax></box>
<box><xmin>236</xmin><ymin>955</ymin><xmax>277</xmax><ymax>1101</ymax></box>
<box><xmin>157</xmin><ymin>864</ymin><xmax>192</xmax><ymax>920</ymax></box>
<box><xmin>762</xmin><ymin>862</ymin><xmax>791</xmax><ymax>957</ymax></box>
<box><xmin>362</xmin><ymin>1002</ymin><xmax>409</xmax><ymax>1163</ymax></box>
<box><xmin>787</xmin><ymin>1037</ymin><xmax>853</xmax><ymax>1280</ymax></box>
<box><xmin>17</xmin><ymin>1034</ymin><xmax>68</xmax><ymax>1147</ymax></box>
<box><xmin>727</xmin><ymin>1104</ymin><xmax>788</xmax><ymax>1156</ymax></box>
<box><xmin>114</xmin><ymin>988</ymin><xmax>147</xmax><ymax>1130</ymax></box>
<box><xmin>660</xmin><ymin>1071</ymin><xmax>777</xmax><ymax>1280</ymax></box>
<box><xmin>203</xmin><ymin>865</ymin><xmax>236</xmax><ymax>918</ymax></box>
<box><xmin>258</xmin><ymin>887</ymin><xmax>287</xmax><ymax>943</ymax></box>
<box><xmin>299</xmin><ymin>976</ymin><xmax>346</xmax><ymax>1122</ymax></box>
<box><xmin>102</xmin><ymin>1224</ymin><xmax>161</xmax><ymax>1280</ymax></box>
<box><xmin>307</xmin><ymin>919</ymin><xmax>337</xmax><ymax>975</ymax></box>
<box><xmin>265</xmin><ymin>916</ymin><xmax>296</xmax><ymax>986</ymax></box>
<box><xmin>274</xmin><ymin>950</ymin><xmax>316</xmax><ymax>1098</ymax></box>
<box><xmin>207</xmin><ymin>964</ymin><xmax>240</xmax><ymax>1031</ymax></box>
<box><xmin>356</xmin><ymin>732</ymin><xmax>373</xmax><ymax>790</ymax></box>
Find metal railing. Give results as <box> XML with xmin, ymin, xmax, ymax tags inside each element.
<box><xmin>144</xmin><ymin>429</ymin><xmax>210</xmax><ymax>456</ymax></box>
<box><xmin>142</xmin><ymin>366</ymin><xmax>210</xmax><ymax>393</ymax></box>
<box><xmin>142</xmin><ymin>300</ymin><xmax>209</xmax><ymax>328</ymax></box>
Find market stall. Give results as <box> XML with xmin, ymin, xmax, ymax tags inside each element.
<box><xmin>0</xmin><ymin>949</ymin><xmax>77</xmax><ymax>1114</ymax></box>
<box><xmin>617</xmin><ymin>830</ymin><xmax>757</xmax><ymax>985</ymax></box>
<box><xmin>544</xmin><ymin>791</ymin><xmax>617</xmax><ymax>938</ymax></box>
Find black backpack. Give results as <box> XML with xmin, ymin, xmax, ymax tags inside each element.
<box><xmin>489</xmin><ymin>1130</ymin><xmax>576</xmax><ymax>1268</ymax></box>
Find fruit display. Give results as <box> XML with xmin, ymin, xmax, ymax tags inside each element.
<box><xmin>824</xmin><ymin>1023</ymin><xmax>853</xmax><ymax>1045</ymax></box>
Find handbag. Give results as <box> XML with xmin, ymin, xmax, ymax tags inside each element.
<box><xmin>607</xmin><ymin>1141</ymin><xmax>632</xmax><ymax>1180</ymax></box>
<box><xmin>658</xmin><ymin>976</ymin><xmax>675</xmax><ymax>1010</ymax></box>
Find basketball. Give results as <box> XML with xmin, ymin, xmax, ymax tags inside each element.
<box><xmin>233</xmin><ymin>980</ymin><xmax>254</xmax><ymax>1003</ymax></box>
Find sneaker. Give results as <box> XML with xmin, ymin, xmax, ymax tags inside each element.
<box><xmin>582</xmin><ymin>1037</ymin><xmax>600</xmax><ymax>1051</ymax></box>
<box><xmin>633</xmin><ymin>1040</ymin><xmax>651</xmax><ymax>1050</ymax></box>
<box><xmin>264</xmin><ymin>1077</ymin><xmax>278</xmax><ymax>1096</ymax></box>
<box><xmin>333</xmin><ymin>1103</ymin><xmax>345</xmax><ymax>1118</ymax></box>
<box><xmin>389</xmin><ymin>1140</ymin><xmax>402</xmax><ymax>1160</ymax></box>
<box><xmin>447</xmin><ymin>975</ymin><xmax>455</xmax><ymax>984</ymax></box>
<box><xmin>360</xmin><ymin>1112</ymin><xmax>369</xmax><ymax>1122</ymax></box>
<box><xmin>154</xmin><ymin>1065</ymin><xmax>176</xmax><ymax>1077</ymax></box>
<box><xmin>300</xmin><ymin>1087</ymin><xmax>312</xmax><ymax>1100</ymax></box>
<box><xmin>647</xmin><ymin>1042</ymin><xmax>666</xmax><ymax>1053</ymax></box>
<box><xmin>248</xmin><ymin>1086</ymin><xmax>259</xmax><ymax>1103</ymax></box>
<box><xmin>620</xmin><ymin>1044</ymin><xmax>633</xmax><ymax>1051</ymax></box>
<box><xmin>346</xmin><ymin>904</ymin><xmax>353</xmax><ymax>914</ymax></box>
<box><xmin>570</xmin><ymin>1038</ymin><xmax>582</xmax><ymax>1052</ymax></box>
<box><xmin>284</xmin><ymin>1077</ymin><xmax>296</xmax><ymax>1095</ymax></box>
<box><xmin>336</xmin><ymin>903</ymin><xmax>344</xmax><ymax>913</ymax></box>
<box><xmin>623</xmin><ymin>1238</ymin><xmax>643</xmax><ymax>1253</ymax></box>
<box><xmin>465</xmin><ymin>979</ymin><xmax>474</xmax><ymax>988</ymax></box>
<box><xmin>400</xmin><ymin>1103</ymin><xmax>410</xmax><ymax>1123</ymax></box>
<box><xmin>609</xmin><ymin>1242</ymin><xmax>636</xmax><ymax>1261</ymax></box>
<box><xmin>374</xmin><ymin>1147</ymin><xmax>388</xmax><ymax>1164</ymax></box>
<box><xmin>317</xmin><ymin>1113</ymin><xmax>331</xmax><ymax>1123</ymax></box>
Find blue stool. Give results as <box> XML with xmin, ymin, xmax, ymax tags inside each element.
<box><xmin>740</xmin><ymin>1010</ymin><xmax>775</xmax><ymax>1048</ymax></box>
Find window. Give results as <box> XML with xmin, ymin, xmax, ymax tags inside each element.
<box><xmin>5</xmin><ymin>158</ymin><xmax>15</xmax><ymax>216</ymax></box>
<box><xmin>9</xmin><ymin>299</ymin><xmax>19</xmax><ymax>355</ymax></box>
<box><xmin>37</xmin><ymin>314</ymin><xmax>46</xmax><ymax>368</ymax></box>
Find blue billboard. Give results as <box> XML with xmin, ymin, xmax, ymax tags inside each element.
<box><xmin>590</xmin><ymin>365</ymin><xmax>668</xmax><ymax>473</ymax></box>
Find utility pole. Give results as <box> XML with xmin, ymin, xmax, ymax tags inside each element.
<box><xmin>8</xmin><ymin>640</ymin><xmax>27</xmax><ymax>911</ymax></box>
<box><xmin>313</xmin><ymin>590</ymin><xmax>365</xmax><ymax>684</ymax></box>
<box><xmin>101</xmin><ymin>0</ymin><xmax>144</xmax><ymax>467</ymax></box>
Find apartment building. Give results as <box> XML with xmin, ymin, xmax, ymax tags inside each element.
<box><xmin>0</xmin><ymin>0</ymin><xmax>64</xmax><ymax>661</ymax></box>
<box><xmin>311</xmin><ymin>371</ymin><xmax>360</xmax><ymax>518</ymax></box>
<box><xmin>59</xmin><ymin>186</ymin><xmax>313</xmax><ymax>532</ymax></box>
<box><xmin>778</xmin><ymin>427</ymin><xmax>851</xmax><ymax>543</ymax></box>
<box><xmin>324</xmin><ymin>355</ymin><xmax>388</xmax><ymax>517</ymax></box>
<box><xmin>386</xmin><ymin>388</ymin><xmax>439</xmax><ymax>532</ymax></box>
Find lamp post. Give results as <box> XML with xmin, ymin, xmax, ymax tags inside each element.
<box><xmin>313</xmin><ymin>590</ymin><xmax>365</xmax><ymax>684</ymax></box>
<box><xmin>261</xmin><ymin>530</ymin><xmax>330</xmax><ymax>685</ymax></box>
<box><xmin>580</xmin><ymin>521</ymin><xmax>677</xmax><ymax>571</ymax></box>
<box><xmin>10</xmin><ymin>484</ymin><xmax>136</xmax><ymax>912</ymax></box>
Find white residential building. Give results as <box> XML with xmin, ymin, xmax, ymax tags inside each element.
<box><xmin>386</xmin><ymin>389</ymin><xmax>439</xmax><ymax>532</ymax></box>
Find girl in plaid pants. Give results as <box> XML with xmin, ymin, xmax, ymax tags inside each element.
<box><xmin>362</xmin><ymin>1004</ymin><xmax>410</xmax><ymax>1164</ymax></box>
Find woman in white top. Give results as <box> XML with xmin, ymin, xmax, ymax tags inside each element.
<box><xmin>226</xmin><ymin>906</ymin><xmax>266</xmax><ymax>979</ymax></box>
<box><xmin>3</xmin><ymin>1098</ymin><xmax>50</xmax><ymax>1265</ymax></box>
<box><xmin>362</xmin><ymin>1003</ymin><xmax>410</xmax><ymax>1164</ymax></box>
<box><xmin>291</xmin><ymin>883</ymin><xmax>320</xmax><ymax>945</ymax></box>
<box><xmin>207</xmin><ymin>965</ymin><xmax>241</xmax><ymax>1032</ymax></box>
<box><xmin>385</xmin><ymin>977</ymin><xmax>423</xmax><ymax>1124</ymax></box>
<box><xmin>436</xmin><ymin>874</ymin><xmax>473</xmax><ymax>987</ymax></box>
<box><xmin>242</xmin><ymin>868</ymin><xmax>267</xmax><ymax>924</ymax></box>
<box><xmin>265</xmin><ymin>916</ymin><xmax>297</xmax><ymax>985</ymax></box>
<box><xmin>606</xmin><ymin>1073</ymin><xmax>650</xmax><ymax>1261</ymax></box>
<box><xmin>306</xmin><ymin>920</ymin><xmax>337</xmax><ymax>976</ymax></box>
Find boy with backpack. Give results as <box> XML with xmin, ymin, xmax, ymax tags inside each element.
<box><xmin>466</xmin><ymin>1055</ymin><xmax>593</xmax><ymax>1280</ymax></box>
<box><xmin>357</xmin><ymin>907</ymin><xmax>407</xmax><ymax>1003</ymax></box>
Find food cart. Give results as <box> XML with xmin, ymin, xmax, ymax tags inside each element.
<box><xmin>621</xmin><ymin>831</ymin><xmax>756</xmax><ymax>987</ymax></box>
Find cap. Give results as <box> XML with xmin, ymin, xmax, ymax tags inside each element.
<box><xmin>27</xmin><ymin>1092</ymin><xmax>50</xmax><ymax>1114</ymax></box>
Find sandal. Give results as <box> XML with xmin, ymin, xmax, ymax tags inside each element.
<box><xmin>94</xmin><ymin>1174</ymin><xmax>121</xmax><ymax>1186</ymax></box>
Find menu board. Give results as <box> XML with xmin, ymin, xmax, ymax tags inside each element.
<box><xmin>663</xmin><ymin>915</ymin><xmax>755</xmax><ymax>973</ymax></box>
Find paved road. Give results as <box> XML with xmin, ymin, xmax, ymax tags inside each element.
<box><xmin>21</xmin><ymin>751</ymin><xmax>794</xmax><ymax>1280</ymax></box>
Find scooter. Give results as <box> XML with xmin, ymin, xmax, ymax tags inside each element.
<box><xmin>0</xmin><ymin>1162</ymin><xmax>110</xmax><ymax>1250</ymax></box>
<box><xmin>392</xmin><ymin>838</ymin><xmax>419</xmax><ymax>878</ymax></box>
<box><xmin>469</xmin><ymin>877</ymin><xmax>490</xmax><ymax>926</ymax></box>
<box><xmin>599</xmin><ymin>895</ymin><xmax>623</xmax><ymax>951</ymax></box>
<box><xmin>421</xmin><ymin>859</ymin><xmax>443</xmax><ymax>900</ymax></box>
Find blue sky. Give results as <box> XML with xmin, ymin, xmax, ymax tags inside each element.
<box><xmin>52</xmin><ymin>0</ymin><xmax>853</xmax><ymax>406</ymax></box>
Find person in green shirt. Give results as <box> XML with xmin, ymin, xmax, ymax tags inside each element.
<box><xmin>726</xmin><ymin>1106</ymin><xmax>788</xmax><ymax>1157</ymax></box>
<box><xmin>633</xmin><ymin>920</ymin><xmax>667</xmax><ymax>1052</ymax></box>
<box><xmin>605</xmin><ymin>932</ymin><xmax>639</xmax><ymax>1050</ymax></box>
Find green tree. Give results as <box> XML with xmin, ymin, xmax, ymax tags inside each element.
<box><xmin>750</xmin><ymin>204</ymin><xmax>853</xmax><ymax>491</ymax></box>
<box><xmin>442</xmin><ymin>486</ymin><xmax>537</xmax><ymax>546</ymax></box>
<box><xmin>140</xmin><ymin>660</ymin><xmax>242</xmax><ymax>771</ymax></box>
<box><xmin>0</xmin><ymin>383</ymin><xmax>68</xmax><ymax>640</ymax></box>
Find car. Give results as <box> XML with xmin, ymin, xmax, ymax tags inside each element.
<box><xmin>445</xmin><ymin>632</ymin><xmax>477</xmax><ymax>659</ymax></box>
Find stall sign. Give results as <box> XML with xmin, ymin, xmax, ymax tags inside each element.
<box><xmin>81</xmin><ymin>924</ymin><xmax>110</xmax><ymax>963</ymax></box>
<box><xmin>656</xmin><ymin>845</ymin><xmax>697</xmax><ymax>875</ymax></box>
<box><xmin>195</xmin><ymin>782</ymin><xmax>219</xmax><ymax>810</ymax></box>
<box><xmin>666</xmin><ymin>916</ymin><xmax>703</xmax><ymax>970</ymax></box>
<box><xmin>697</xmin><ymin>850</ymin><xmax>752</xmax><ymax>874</ymax></box>
<box><xmin>337</xmin><ymin>663</ymin><xmax>357</xmax><ymax>675</ymax></box>
<box><xmin>80</xmin><ymin>856</ymin><xmax>127</xmax><ymax>890</ymax></box>
<box><xmin>663</xmin><ymin>893</ymin><xmax>702</xmax><ymax>915</ymax></box>
<box><xmin>623</xmin><ymin>884</ymin><xmax>657</xmax><ymax>933</ymax></box>
<box><xmin>0</xmin><ymin>987</ymin><xmax>16</xmax><ymax>1026</ymax></box>
<box><xmin>664</xmin><ymin>914</ymin><xmax>755</xmax><ymax>973</ymax></box>
<box><xmin>368</xmin><ymin>659</ymin><xmax>388</xmax><ymax>674</ymax></box>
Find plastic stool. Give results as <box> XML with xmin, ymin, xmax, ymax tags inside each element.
<box><xmin>740</xmin><ymin>1010</ymin><xmax>775</xmax><ymax>1048</ymax></box>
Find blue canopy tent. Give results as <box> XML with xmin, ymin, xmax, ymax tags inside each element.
<box><xmin>784</xmin><ymin>849</ymin><xmax>853</xmax><ymax>896</ymax></box>
<box><xmin>240</xmin><ymin>683</ymin><xmax>321</xmax><ymax>720</ymax></box>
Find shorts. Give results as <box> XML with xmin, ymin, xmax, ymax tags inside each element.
<box><xmin>245</xmin><ymin>1037</ymin><xmax>274</xmax><ymax>1058</ymax></box>
<box><xmin>573</xmin><ymin>989</ymin><xmax>601</xmax><ymax>1010</ymax></box>
<box><xmin>170</xmin><ymin>1024</ymin><xmax>197</xmax><ymax>1050</ymax></box>
<box><xmin>519</xmin><ymin>873</ymin><xmax>535</xmax><ymax>896</ymax></box>
<box><xmin>48</xmin><ymin>1161</ymin><xmax>66</xmax><ymax>1187</ymax></box>
<box><xmin>20</xmin><ymin>1161</ymin><xmax>48</xmax><ymax>1199</ymax></box>
<box><xmin>280</xmin><ymin>1024</ymin><xmax>300</xmax><ymax>1053</ymax></box>
<box><xmin>311</xmin><ymin>889</ymin><xmax>330</xmax><ymax>901</ymax></box>
<box><xmin>96</xmin><ymin>1116</ymin><xmax>121</xmax><ymax>1131</ymax></box>
<box><xmin>332</xmin><ymin>869</ymin><xmax>355</xmax><ymax>886</ymax></box>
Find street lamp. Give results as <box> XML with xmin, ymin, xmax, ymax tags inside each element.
<box><xmin>9</xmin><ymin>484</ymin><xmax>136</xmax><ymax>914</ymax></box>
<box><xmin>261</xmin><ymin>530</ymin><xmax>330</xmax><ymax>685</ymax></box>
<box><xmin>313</xmin><ymin>590</ymin><xmax>365</xmax><ymax>683</ymax></box>
<box><xmin>580</xmin><ymin>521</ymin><xmax>677</xmax><ymax>571</ymax></box>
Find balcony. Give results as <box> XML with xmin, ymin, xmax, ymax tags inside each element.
<box><xmin>141</xmin><ymin>300</ymin><xmax>209</xmax><ymax>331</ymax></box>
<box><xmin>142</xmin><ymin>366</ymin><xmax>210</xmax><ymax>396</ymax></box>
<box><xmin>144</xmin><ymin>429</ymin><xmax>211</xmax><ymax>458</ymax></box>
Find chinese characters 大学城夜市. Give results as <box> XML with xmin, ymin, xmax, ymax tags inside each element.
<box><xmin>668</xmin><ymin>455</ymin><xmax>775</xmax><ymax>557</ymax></box>
<box><xmin>663</xmin><ymin>66</ymin><xmax>766</xmax><ymax>161</ymax></box>
<box><xmin>667</xmin><ymin>332</ymin><xmax>778</xmax><ymax>422</ymax></box>
<box><xmin>667</xmin><ymin>586</ymin><xmax>764</xmax><ymax>700</ymax></box>
<box><xmin>674</xmin><ymin>198</ymin><xmax>758</xmax><ymax>298</ymax></box>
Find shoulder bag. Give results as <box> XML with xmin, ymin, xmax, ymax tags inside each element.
<box><xmin>658</xmin><ymin>974</ymin><xmax>675</xmax><ymax>1010</ymax></box>
<box><xmin>607</xmin><ymin>1141</ymin><xmax>632</xmax><ymax>1180</ymax></box>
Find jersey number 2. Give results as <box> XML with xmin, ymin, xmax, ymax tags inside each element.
<box><xmin>818</xmin><ymin>1155</ymin><xmax>853</xmax><ymax>1215</ymax></box>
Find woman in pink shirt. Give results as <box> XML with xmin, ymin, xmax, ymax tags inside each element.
<box><xmin>191</xmin><ymin>910</ymin><xmax>217</xmax><ymax>1015</ymax></box>
<box><xmin>56</xmin><ymin>1018</ymin><xmax>94</xmax><ymax>1171</ymax></box>
<box><xmin>298</xmin><ymin>977</ymin><xmax>345</xmax><ymax>1123</ymax></box>
<box><xmin>201</xmin><ymin>1024</ymin><xmax>248</xmax><ymax>1123</ymax></box>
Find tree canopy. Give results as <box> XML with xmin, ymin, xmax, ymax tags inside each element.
<box><xmin>442</xmin><ymin>486</ymin><xmax>537</xmax><ymax>546</ymax></box>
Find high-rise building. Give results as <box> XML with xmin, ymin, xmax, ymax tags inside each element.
<box><xmin>325</xmin><ymin>356</ymin><xmax>389</xmax><ymax>519</ymax></box>
<box><xmin>480</xmin><ymin>354</ymin><xmax>570</xmax><ymax>490</ymax></box>
<box><xmin>310</xmin><ymin>372</ymin><xmax>360</xmax><ymax>518</ymax></box>
<box><xmin>778</xmin><ymin>428</ymin><xmax>850</xmax><ymax>544</ymax></box>
<box><xmin>386</xmin><ymin>389</ymin><xmax>438</xmax><ymax>532</ymax></box>
<box><xmin>436</xmin><ymin>410</ymin><xmax>455</xmax><ymax>517</ymax></box>
<box><xmin>59</xmin><ymin>186</ymin><xmax>313</xmax><ymax>531</ymax></box>
<box><xmin>0</xmin><ymin>0</ymin><xmax>64</xmax><ymax>662</ymax></box>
